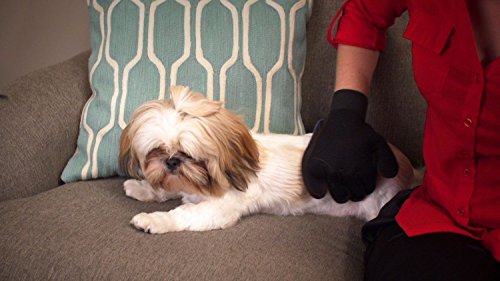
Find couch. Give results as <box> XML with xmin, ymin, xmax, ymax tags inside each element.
<box><xmin>0</xmin><ymin>0</ymin><xmax>426</xmax><ymax>280</ymax></box>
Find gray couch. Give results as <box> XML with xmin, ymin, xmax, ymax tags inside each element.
<box><xmin>0</xmin><ymin>1</ymin><xmax>426</xmax><ymax>280</ymax></box>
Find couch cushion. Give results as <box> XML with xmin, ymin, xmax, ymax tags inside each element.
<box><xmin>0</xmin><ymin>178</ymin><xmax>365</xmax><ymax>280</ymax></box>
<box><xmin>62</xmin><ymin>0</ymin><xmax>313</xmax><ymax>183</ymax></box>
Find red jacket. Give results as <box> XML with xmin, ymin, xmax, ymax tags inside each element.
<box><xmin>330</xmin><ymin>0</ymin><xmax>500</xmax><ymax>261</ymax></box>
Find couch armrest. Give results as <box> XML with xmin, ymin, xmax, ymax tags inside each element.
<box><xmin>0</xmin><ymin>51</ymin><xmax>91</xmax><ymax>201</ymax></box>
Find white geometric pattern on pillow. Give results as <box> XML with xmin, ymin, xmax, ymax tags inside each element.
<box><xmin>62</xmin><ymin>0</ymin><xmax>312</xmax><ymax>182</ymax></box>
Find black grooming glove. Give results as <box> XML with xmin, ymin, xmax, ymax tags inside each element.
<box><xmin>301</xmin><ymin>89</ymin><xmax>399</xmax><ymax>203</ymax></box>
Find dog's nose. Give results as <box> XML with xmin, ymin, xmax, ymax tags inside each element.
<box><xmin>165</xmin><ymin>157</ymin><xmax>181</xmax><ymax>171</ymax></box>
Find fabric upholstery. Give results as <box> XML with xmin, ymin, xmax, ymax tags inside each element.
<box><xmin>0</xmin><ymin>178</ymin><xmax>365</xmax><ymax>281</ymax></box>
<box><xmin>62</xmin><ymin>0</ymin><xmax>313</xmax><ymax>183</ymax></box>
<box><xmin>0</xmin><ymin>52</ymin><xmax>91</xmax><ymax>202</ymax></box>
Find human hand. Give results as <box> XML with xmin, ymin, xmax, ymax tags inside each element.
<box><xmin>301</xmin><ymin>90</ymin><xmax>399</xmax><ymax>203</ymax></box>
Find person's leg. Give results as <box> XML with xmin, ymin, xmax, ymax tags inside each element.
<box><xmin>364</xmin><ymin>223</ymin><xmax>500</xmax><ymax>281</ymax></box>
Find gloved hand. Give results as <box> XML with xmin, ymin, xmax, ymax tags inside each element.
<box><xmin>301</xmin><ymin>89</ymin><xmax>399</xmax><ymax>203</ymax></box>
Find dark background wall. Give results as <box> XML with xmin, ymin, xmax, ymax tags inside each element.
<box><xmin>0</xmin><ymin>0</ymin><xmax>90</xmax><ymax>87</ymax></box>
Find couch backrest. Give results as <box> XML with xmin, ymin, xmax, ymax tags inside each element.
<box><xmin>301</xmin><ymin>0</ymin><xmax>426</xmax><ymax>167</ymax></box>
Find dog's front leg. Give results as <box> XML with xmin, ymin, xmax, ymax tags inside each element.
<box><xmin>123</xmin><ymin>179</ymin><xmax>180</xmax><ymax>202</ymax></box>
<box><xmin>130</xmin><ymin>196</ymin><xmax>245</xmax><ymax>233</ymax></box>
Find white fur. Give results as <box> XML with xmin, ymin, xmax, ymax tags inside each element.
<box><xmin>126</xmin><ymin>133</ymin><xmax>415</xmax><ymax>234</ymax></box>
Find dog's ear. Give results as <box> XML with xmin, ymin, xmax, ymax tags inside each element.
<box><xmin>119</xmin><ymin>123</ymin><xmax>142</xmax><ymax>179</ymax></box>
<box><xmin>170</xmin><ymin>85</ymin><xmax>223</xmax><ymax>117</ymax></box>
<box><xmin>211</xmin><ymin>109</ymin><xmax>260</xmax><ymax>192</ymax></box>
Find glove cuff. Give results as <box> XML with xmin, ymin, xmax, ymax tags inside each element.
<box><xmin>331</xmin><ymin>89</ymin><xmax>368</xmax><ymax>119</ymax></box>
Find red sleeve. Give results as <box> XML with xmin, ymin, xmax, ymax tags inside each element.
<box><xmin>329</xmin><ymin>0</ymin><xmax>408</xmax><ymax>51</ymax></box>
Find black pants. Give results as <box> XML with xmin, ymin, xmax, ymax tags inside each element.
<box><xmin>363</xmin><ymin>190</ymin><xmax>500</xmax><ymax>281</ymax></box>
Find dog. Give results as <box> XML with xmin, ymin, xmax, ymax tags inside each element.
<box><xmin>119</xmin><ymin>85</ymin><xmax>415</xmax><ymax>234</ymax></box>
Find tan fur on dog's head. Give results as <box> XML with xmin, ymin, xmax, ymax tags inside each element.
<box><xmin>119</xmin><ymin>86</ymin><xmax>260</xmax><ymax>197</ymax></box>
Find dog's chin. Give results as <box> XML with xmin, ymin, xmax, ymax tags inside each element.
<box><xmin>160</xmin><ymin>174</ymin><xmax>208</xmax><ymax>197</ymax></box>
<box><xmin>143</xmin><ymin>158</ymin><xmax>222</xmax><ymax>197</ymax></box>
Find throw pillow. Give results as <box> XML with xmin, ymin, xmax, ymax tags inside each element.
<box><xmin>62</xmin><ymin>0</ymin><xmax>312</xmax><ymax>182</ymax></box>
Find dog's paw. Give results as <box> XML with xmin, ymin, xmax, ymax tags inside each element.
<box><xmin>124</xmin><ymin>179</ymin><xmax>157</xmax><ymax>202</ymax></box>
<box><xmin>124</xmin><ymin>179</ymin><xmax>180</xmax><ymax>202</ymax></box>
<box><xmin>130</xmin><ymin>212</ymin><xmax>174</xmax><ymax>234</ymax></box>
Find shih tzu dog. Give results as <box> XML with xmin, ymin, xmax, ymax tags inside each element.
<box><xmin>119</xmin><ymin>85</ymin><xmax>415</xmax><ymax>234</ymax></box>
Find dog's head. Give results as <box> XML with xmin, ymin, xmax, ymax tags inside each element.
<box><xmin>120</xmin><ymin>86</ymin><xmax>260</xmax><ymax>197</ymax></box>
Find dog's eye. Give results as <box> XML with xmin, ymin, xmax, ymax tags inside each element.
<box><xmin>147</xmin><ymin>147</ymin><xmax>167</xmax><ymax>158</ymax></box>
<box><xmin>178</xmin><ymin>151</ymin><xmax>193</xmax><ymax>160</ymax></box>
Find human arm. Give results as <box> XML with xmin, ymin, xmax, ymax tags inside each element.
<box><xmin>301</xmin><ymin>0</ymin><xmax>408</xmax><ymax>202</ymax></box>
<box><xmin>301</xmin><ymin>44</ymin><xmax>398</xmax><ymax>202</ymax></box>
<box><xmin>334</xmin><ymin>44</ymin><xmax>379</xmax><ymax>94</ymax></box>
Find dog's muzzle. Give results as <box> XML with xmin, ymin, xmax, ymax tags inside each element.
<box><xmin>165</xmin><ymin>157</ymin><xmax>181</xmax><ymax>171</ymax></box>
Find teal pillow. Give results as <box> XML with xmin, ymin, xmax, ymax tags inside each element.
<box><xmin>62</xmin><ymin>0</ymin><xmax>312</xmax><ymax>182</ymax></box>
